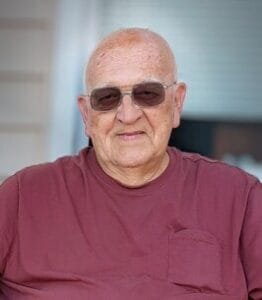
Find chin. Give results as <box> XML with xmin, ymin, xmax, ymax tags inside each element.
<box><xmin>113</xmin><ymin>153</ymin><xmax>153</xmax><ymax>169</ymax></box>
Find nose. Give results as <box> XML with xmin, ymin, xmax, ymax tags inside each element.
<box><xmin>116</xmin><ymin>94</ymin><xmax>143</xmax><ymax>124</ymax></box>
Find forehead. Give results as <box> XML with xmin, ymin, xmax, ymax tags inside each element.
<box><xmin>87</xmin><ymin>43</ymin><xmax>173</xmax><ymax>89</ymax></box>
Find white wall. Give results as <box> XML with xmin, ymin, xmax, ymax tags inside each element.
<box><xmin>0</xmin><ymin>0</ymin><xmax>57</xmax><ymax>181</ymax></box>
<box><xmin>49</xmin><ymin>0</ymin><xmax>101</xmax><ymax>160</ymax></box>
<box><xmin>0</xmin><ymin>0</ymin><xmax>100</xmax><ymax>181</ymax></box>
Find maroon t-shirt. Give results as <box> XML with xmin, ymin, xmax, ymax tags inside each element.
<box><xmin>0</xmin><ymin>147</ymin><xmax>261</xmax><ymax>299</ymax></box>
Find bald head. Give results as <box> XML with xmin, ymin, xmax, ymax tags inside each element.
<box><xmin>85</xmin><ymin>28</ymin><xmax>177</xmax><ymax>91</ymax></box>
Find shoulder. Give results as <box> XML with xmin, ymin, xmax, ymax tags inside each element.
<box><xmin>4</xmin><ymin>147</ymin><xmax>91</xmax><ymax>192</ymax></box>
<box><xmin>16</xmin><ymin>155</ymin><xmax>73</xmax><ymax>184</ymax></box>
<box><xmin>169</xmin><ymin>147</ymin><xmax>259</xmax><ymax>192</ymax></box>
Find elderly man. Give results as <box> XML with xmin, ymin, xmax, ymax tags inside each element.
<box><xmin>0</xmin><ymin>28</ymin><xmax>261</xmax><ymax>299</ymax></box>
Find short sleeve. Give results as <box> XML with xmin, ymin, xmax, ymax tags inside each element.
<box><xmin>0</xmin><ymin>175</ymin><xmax>19</xmax><ymax>274</ymax></box>
<box><xmin>240</xmin><ymin>180</ymin><xmax>262</xmax><ymax>300</ymax></box>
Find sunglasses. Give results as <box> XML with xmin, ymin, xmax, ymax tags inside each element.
<box><xmin>88</xmin><ymin>81</ymin><xmax>176</xmax><ymax>111</ymax></box>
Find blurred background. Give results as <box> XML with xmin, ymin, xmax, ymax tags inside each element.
<box><xmin>0</xmin><ymin>0</ymin><xmax>261</xmax><ymax>183</ymax></box>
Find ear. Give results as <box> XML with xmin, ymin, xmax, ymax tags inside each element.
<box><xmin>78</xmin><ymin>95</ymin><xmax>90</xmax><ymax>136</ymax></box>
<box><xmin>173</xmin><ymin>82</ymin><xmax>186</xmax><ymax>128</ymax></box>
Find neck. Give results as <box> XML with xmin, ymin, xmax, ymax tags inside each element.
<box><xmin>96</xmin><ymin>151</ymin><xmax>170</xmax><ymax>187</ymax></box>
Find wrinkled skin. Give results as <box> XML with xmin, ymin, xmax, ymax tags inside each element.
<box><xmin>78</xmin><ymin>30</ymin><xmax>186</xmax><ymax>186</ymax></box>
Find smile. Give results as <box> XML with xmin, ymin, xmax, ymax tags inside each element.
<box><xmin>117</xmin><ymin>131</ymin><xmax>145</xmax><ymax>141</ymax></box>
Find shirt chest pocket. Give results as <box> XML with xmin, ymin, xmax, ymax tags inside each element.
<box><xmin>168</xmin><ymin>229</ymin><xmax>225</xmax><ymax>294</ymax></box>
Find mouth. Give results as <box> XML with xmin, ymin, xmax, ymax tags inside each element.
<box><xmin>117</xmin><ymin>131</ymin><xmax>145</xmax><ymax>141</ymax></box>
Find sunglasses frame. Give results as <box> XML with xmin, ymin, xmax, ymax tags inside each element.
<box><xmin>87</xmin><ymin>81</ymin><xmax>177</xmax><ymax>111</ymax></box>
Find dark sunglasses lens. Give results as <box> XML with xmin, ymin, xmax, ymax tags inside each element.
<box><xmin>133</xmin><ymin>82</ymin><xmax>164</xmax><ymax>106</ymax></box>
<box><xmin>91</xmin><ymin>87</ymin><xmax>121</xmax><ymax>111</ymax></box>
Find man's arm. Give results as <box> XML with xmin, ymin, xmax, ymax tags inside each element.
<box><xmin>0</xmin><ymin>175</ymin><xmax>19</xmax><ymax>274</ymax></box>
<box><xmin>240</xmin><ymin>180</ymin><xmax>262</xmax><ymax>299</ymax></box>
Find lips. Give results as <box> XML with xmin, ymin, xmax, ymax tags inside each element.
<box><xmin>117</xmin><ymin>131</ymin><xmax>145</xmax><ymax>140</ymax></box>
<box><xmin>118</xmin><ymin>131</ymin><xmax>144</xmax><ymax>136</ymax></box>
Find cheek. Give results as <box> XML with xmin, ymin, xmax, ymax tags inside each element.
<box><xmin>88</xmin><ymin>113</ymin><xmax>115</xmax><ymax>140</ymax></box>
<box><xmin>89</xmin><ymin>118</ymin><xmax>102</xmax><ymax>140</ymax></box>
<box><xmin>158</xmin><ymin>103</ymin><xmax>175</xmax><ymax>127</ymax></box>
<box><xmin>146</xmin><ymin>107</ymin><xmax>174</xmax><ymax>139</ymax></box>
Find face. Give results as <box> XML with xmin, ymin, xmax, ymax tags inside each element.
<box><xmin>78</xmin><ymin>44</ymin><xmax>186</xmax><ymax>172</ymax></box>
